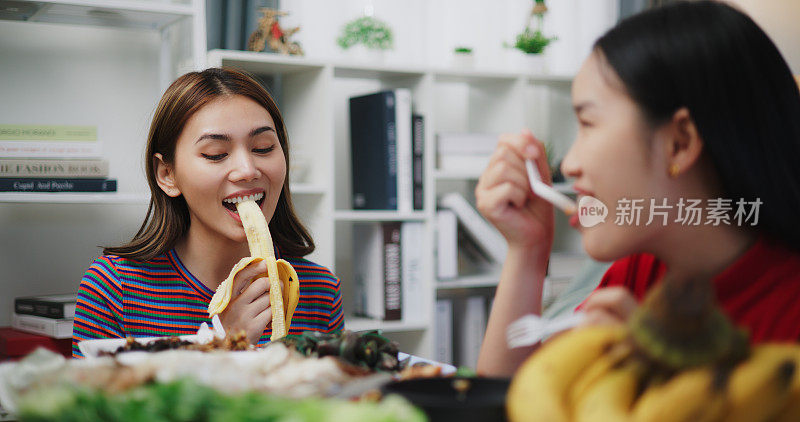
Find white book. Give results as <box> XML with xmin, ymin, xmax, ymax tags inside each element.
<box><xmin>437</xmin><ymin>132</ymin><xmax>499</xmax><ymax>154</ymax></box>
<box><xmin>457</xmin><ymin>296</ymin><xmax>487</xmax><ymax>369</ymax></box>
<box><xmin>352</xmin><ymin>224</ymin><xmax>384</xmax><ymax>320</ymax></box>
<box><xmin>436</xmin><ymin>209</ymin><xmax>458</xmax><ymax>280</ymax></box>
<box><xmin>548</xmin><ymin>252</ymin><xmax>588</xmax><ymax>279</ymax></box>
<box><xmin>440</xmin><ymin>192</ymin><xmax>508</xmax><ymax>264</ymax></box>
<box><xmin>401</xmin><ymin>221</ymin><xmax>425</xmax><ymax>323</ymax></box>
<box><xmin>12</xmin><ymin>313</ymin><xmax>74</xmax><ymax>339</ymax></box>
<box><xmin>435</xmin><ymin>298</ymin><xmax>453</xmax><ymax>365</ymax></box>
<box><xmin>438</xmin><ymin>154</ymin><xmax>491</xmax><ymax>174</ymax></box>
<box><xmin>394</xmin><ymin>89</ymin><xmax>413</xmax><ymax>213</ymax></box>
<box><xmin>0</xmin><ymin>141</ymin><xmax>102</xmax><ymax>158</ymax></box>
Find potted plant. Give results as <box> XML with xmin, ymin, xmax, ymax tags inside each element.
<box><xmin>507</xmin><ymin>0</ymin><xmax>557</xmax><ymax>73</ymax></box>
<box><xmin>337</xmin><ymin>16</ymin><xmax>393</xmax><ymax>62</ymax></box>
<box><xmin>451</xmin><ymin>46</ymin><xmax>474</xmax><ymax>68</ymax></box>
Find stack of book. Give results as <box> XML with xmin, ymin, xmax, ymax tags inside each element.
<box><xmin>352</xmin><ymin>221</ymin><xmax>425</xmax><ymax>323</ymax></box>
<box><xmin>435</xmin><ymin>294</ymin><xmax>492</xmax><ymax>368</ymax></box>
<box><xmin>349</xmin><ymin>90</ymin><xmax>425</xmax><ymax>212</ymax></box>
<box><xmin>0</xmin><ymin>124</ymin><xmax>116</xmax><ymax>193</ymax></box>
<box><xmin>436</xmin><ymin>192</ymin><xmax>508</xmax><ymax>280</ymax></box>
<box><xmin>436</xmin><ymin>132</ymin><xmax>499</xmax><ymax>174</ymax></box>
<box><xmin>10</xmin><ymin>294</ymin><xmax>76</xmax><ymax>342</ymax></box>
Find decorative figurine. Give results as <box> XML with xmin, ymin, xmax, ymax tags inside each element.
<box><xmin>247</xmin><ymin>8</ymin><xmax>304</xmax><ymax>56</ymax></box>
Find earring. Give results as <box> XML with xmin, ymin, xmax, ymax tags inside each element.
<box><xmin>668</xmin><ymin>163</ymin><xmax>680</xmax><ymax>178</ymax></box>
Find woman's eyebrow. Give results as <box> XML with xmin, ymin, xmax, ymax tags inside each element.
<box><xmin>195</xmin><ymin>126</ymin><xmax>274</xmax><ymax>144</ymax></box>
<box><xmin>195</xmin><ymin>133</ymin><xmax>230</xmax><ymax>144</ymax></box>
<box><xmin>250</xmin><ymin>126</ymin><xmax>275</xmax><ymax>137</ymax></box>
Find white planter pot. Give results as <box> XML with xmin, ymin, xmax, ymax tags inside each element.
<box><xmin>450</xmin><ymin>52</ymin><xmax>475</xmax><ymax>69</ymax></box>
<box><xmin>507</xmin><ymin>50</ymin><xmax>549</xmax><ymax>74</ymax></box>
<box><xmin>343</xmin><ymin>44</ymin><xmax>386</xmax><ymax>64</ymax></box>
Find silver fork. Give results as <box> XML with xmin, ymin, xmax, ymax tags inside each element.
<box><xmin>506</xmin><ymin>312</ymin><xmax>585</xmax><ymax>348</ymax></box>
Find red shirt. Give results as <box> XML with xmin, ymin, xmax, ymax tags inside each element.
<box><xmin>592</xmin><ymin>237</ymin><xmax>800</xmax><ymax>343</ymax></box>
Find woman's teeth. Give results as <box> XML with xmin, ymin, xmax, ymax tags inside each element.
<box><xmin>223</xmin><ymin>192</ymin><xmax>264</xmax><ymax>205</ymax></box>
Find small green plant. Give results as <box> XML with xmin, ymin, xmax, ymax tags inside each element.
<box><xmin>336</xmin><ymin>16</ymin><xmax>393</xmax><ymax>50</ymax></box>
<box><xmin>513</xmin><ymin>27</ymin><xmax>557</xmax><ymax>55</ymax></box>
<box><xmin>454</xmin><ymin>46</ymin><xmax>473</xmax><ymax>54</ymax></box>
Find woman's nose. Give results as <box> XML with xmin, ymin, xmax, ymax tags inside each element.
<box><xmin>229</xmin><ymin>150</ymin><xmax>261</xmax><ymax>182</ymax></box>
<box><xmin>560</xmin><ymin>141</ymin><xmax>581</xmax><ymax>179</ymax></box>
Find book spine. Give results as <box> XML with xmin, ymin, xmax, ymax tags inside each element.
<box><xmin>384</xmin><ymin>93</ymin><xmax>398</xmax><ymax>210</ymax></box>
<box><xmin>0</xmin><ymin>159</ymin><xmax>109</xmax><ymax>178</ymax></box>
<box><xmin>440</xmin><ymin>192</ymin><xmax>508</xmax><ymax>264</ymax></box>
<box><xmin>350</xmin><ymin>91</ymin><xmax>397</xmax><ymax>210</ymax></box>
<box><xmin>352</xmin><ymin>224</ymin><xmax>385</xmax><ymax>319</ymax></box>
<box><xmin>412</xmin><ymin>114</ymin><xmax>425</xmax><ymax>210</ymax></box>
<box><xmin>12</xmin><ymin>313</ymin><xmax>74</xmax><ymax>339</ymax></box>
<box><xmin>395</xmin><ymin>89</ymin><xmax>413</xmax><ymax>213</ymax></box>
<box><xmin>383</xmin><ymin>222</ymin><xmax>402</xmax><ymax>321</ymax></box>
<box><xmin>458</xmin><ymin>296</ymin><xmax>487</xmax><ymax>368</ymax></box>
<box><xmin>0</xmin><ymin>178</ymin><xmax>116</xmax><ymax>192</ymax></box>
<box><xmin>435</xmin><ymin>298</ymin><xmax>453</xmax><ymax>364</ymax></box>
<box><xmin>436</xmin><ymin>210</ymin><xmax>458</xmax><ymax>280</ymax></box>
<box><xmin>0</xmin><ymin>141</ymin><xmax>102</xmax><ymax>158</ymax></box>
<box><xmin>14</xmin><ymin>299</ymin><xmax>76</xmax><ymax>319</ymax></box>
<box><xmin>401</xmin><ymin>222</ymin><xmax>424</xmax><ymax>323</ymax></box>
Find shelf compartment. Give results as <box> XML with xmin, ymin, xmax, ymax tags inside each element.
<box><xmin>346</xmin><ymin>316</ymin><xmax>428</xmax><ymax>333</ymax></box>
<box><xmin>0</xmin><ymin>192</ymin><xmax>149</xmax><ymax>204</ymax></box>
<box><xmin>333</xmin><ymin>211</ymin><xmax>427</xmax><ymax>222</ymax></box>
<box><xmin>436</xmin><ymin>271</ymin><xmax>502</xmax><ymax>290</ymax></box>
<box><xmin>207</xmin><ymin>49</ymin><xmax>326</xmax><ymax>75</ymax></box>
<box><xmin>10</xmin><ymin>0</ymin><xmax>195</xmax><ymax>31</ymax></box>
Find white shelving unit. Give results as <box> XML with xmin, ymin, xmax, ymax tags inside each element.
<box><xmin>207</xmin><ymin>49</ymin><xmax>578</xmax><ymax>359</ymax></box>
<box><xmin>0</xmin><ymin>1</ymin><xmax>206</xmax><ymax>327</ymax></box>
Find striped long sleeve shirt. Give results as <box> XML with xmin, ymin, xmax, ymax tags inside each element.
<box><xmin>72</xmin><ymin>248</ymin><xmax>344</xmax><ymax>358</ymax></box>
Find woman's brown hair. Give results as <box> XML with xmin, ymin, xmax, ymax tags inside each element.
<box><xmin>105</xmin><ymin>67</ymin><xmax>315</xmax><ymax>260</ymax></box>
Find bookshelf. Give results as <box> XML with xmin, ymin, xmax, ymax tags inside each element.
<box><xmin>206</xmin><ymin>49</ymin><xmax>580</xmax><ymax>360</ymax></box>
<box><xmin>0</xmin><ymin>1</ymin><xmax>206</xmax><ymax>332</ymax></box>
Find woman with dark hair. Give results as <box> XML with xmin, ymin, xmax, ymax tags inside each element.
<box><xmin>476</xmin><ymin>1</ymin><xmax>800</xmax><ymax>376</ymax></box>
<box><xmin>72</xmin><ymin>68</ymin><xmax>343</xmax><ymax>357</ymax></box>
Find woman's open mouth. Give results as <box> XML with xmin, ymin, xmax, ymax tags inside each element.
<box><xmin>222</xmin><ymin>192</ymin><xmax>265</xmax><ymax>213</ymax></box>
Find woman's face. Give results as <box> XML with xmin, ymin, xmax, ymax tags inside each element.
<box><xmin>165</xmin><ymin>94</ymin><xmax>286</xmax><ymax>245</ymax></box>
<box><xmin>561</xmin><ymin>52</ymin><xmax>673</xmax><ymax>261</ymax></box>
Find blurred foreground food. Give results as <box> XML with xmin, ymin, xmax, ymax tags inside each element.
<box><xmin>507</xmin><ymin>276</ymin><xmax>800</xmax><ymax>422</ymax></box>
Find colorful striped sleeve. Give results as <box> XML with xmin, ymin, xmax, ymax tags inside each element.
<box><xmin>327</xmin><ymin>276</ymin><xmax>344</xmax><ymax>333</ymax></box>
<box><xmin>72</xmin><ymin>255</ymin><xmax>125</xmax><ymax>358</ymax></box>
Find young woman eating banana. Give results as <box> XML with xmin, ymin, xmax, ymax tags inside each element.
<box><xmin>476</xmin><ymin>1</ymin><xmax>800</xmax><ymax>377</ymax></box>
<box><xmin>72</xmin><ymin>68</ymin><xmax>343</xmax><ymax>358</ymax></box>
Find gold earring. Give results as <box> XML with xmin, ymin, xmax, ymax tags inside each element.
<box><xmin>668</xmin><ymin>164</ymin><xmax>680</xmax><ymax>178</ymax></box>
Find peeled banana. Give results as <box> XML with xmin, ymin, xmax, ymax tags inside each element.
<box><xmin>208</xmin><ymin>200</ymin><xmax>300</xmax><ymax>340</ymax></box>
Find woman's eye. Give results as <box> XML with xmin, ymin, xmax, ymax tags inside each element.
<box><xmin>253</xmin><ymin>146</ymin><xmax>275</xmax><ymax>154</ymax></box>
<box><xmin>201</xmin><ymin>153</ymin><xmax>227</xmax><ymax>161</ymax></box>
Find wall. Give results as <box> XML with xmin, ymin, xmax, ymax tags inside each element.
<box><xmin>727</xmin><ymin>0</ymin><xmax>800</xmax><ymax>73</ymax></box>
<box><xmin>279</xmin><ymin>0</ymin><xmax>618</xmax><ymax>76</ymax></box>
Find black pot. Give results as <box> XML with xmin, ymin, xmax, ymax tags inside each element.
<box><xmin>382</xmin><ymin>377</ymin><xmax>511</xmax><ymax>422</ymax></box>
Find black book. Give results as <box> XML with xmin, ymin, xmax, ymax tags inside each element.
<box><xmin>412</xmin><ymin>113</ymin><xmax>425</xmax><ymax>210</ymax></box>
<box><xmin>383</xmin><ymin>222</ymin><xmax>403</xmax><ymax>321</ymax></box>
<box><xmin>15</xmin><ymin>294</ymin><xmax>78</xmax><ymax>319</ymax></box>
<box><xmin>0</xmin><ymin>178</ymin><xmax>117</xmax><ymax>192</ymax></box>
<box><xmin>349</xmin><ymin>89</ymin><xmax>413</xmax><ymax>210</ymax></box>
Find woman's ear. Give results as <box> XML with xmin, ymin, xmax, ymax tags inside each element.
<box><xmin>154</xmin><ymin>153</ymin><xmax>181</xmax><ymax>197</ymax></box>
<box><xmin>663</xmin><ymin>107</ymin><xmax>704</xmax><ymax>178</ymax></box>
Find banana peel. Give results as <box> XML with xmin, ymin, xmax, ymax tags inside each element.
<box><xmin>207</xmin><ymin>200</ymin><xmax>300</xmax><ymax>340</ymax></box>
